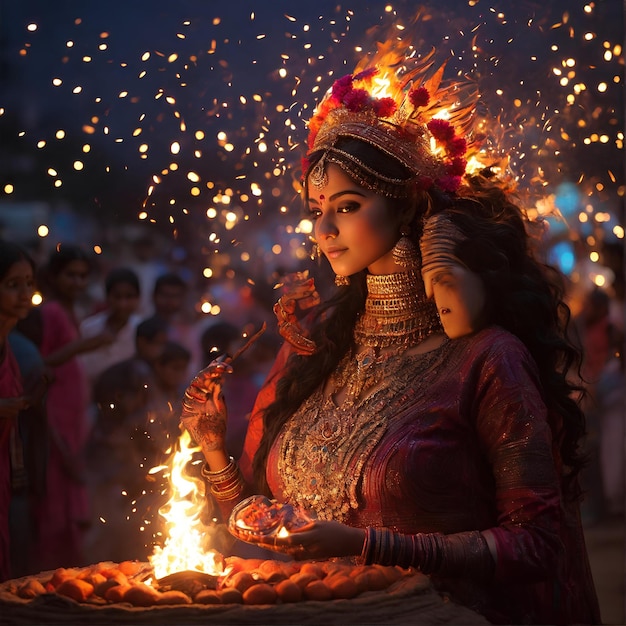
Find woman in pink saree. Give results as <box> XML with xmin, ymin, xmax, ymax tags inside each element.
<box><xmin>0</xmin><ymin>242</ymin><xmax>35</xmax><ymax>581</ymax></box>
<box><xmin>23</xmin><ymin>245</ymin><xmax>112</xmax><ymax>570</ymax></box>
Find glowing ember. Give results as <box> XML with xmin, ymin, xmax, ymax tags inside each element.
<box><xmin>148</xmin><ymin>430</ymin><xmax>224</xmax><ymax>580</ymax></box>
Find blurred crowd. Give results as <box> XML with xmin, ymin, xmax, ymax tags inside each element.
<box><xmin>1</xmin><ymin>230</ymin><xmax>623</xmax><ymax>581</ymax></box>
<box><xmin>3</xmin><ymin>235</ymin><xmax>281</xmax><ymax>578</ymax></box>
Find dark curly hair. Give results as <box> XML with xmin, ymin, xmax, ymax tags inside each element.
<box><xmin>427</xmin><ymin>173</ymin><xmax>588</xmax><ymax>499</ymax></box>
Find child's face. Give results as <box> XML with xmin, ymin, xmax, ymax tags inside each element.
<box><xmin>422</xmin><ymin>263</ymin><xmax>486</xmax><ymax>339</ymax></box>
<box><xmin>136</xmin><ymin>331</ymin><xmax>167</xmax><ymax>364</ymax></box>
<box><xmin>153</xmin><ymin>285</ymin><xmax>185</xmax><ymax>317</ymax></box>
<box><xmin>118</xmin><ymin>381</ymin><xmax>150</xmax><ymax>416</ymax></box>
<box><xmin>107</xmin><ymin>282</ymin><xmax>140</xmax><ymax>322</ymax></box>
<box><xmin>154</xmin><ymin>358</ymin><xmax>189</xmax><ymax>391</ymax></box>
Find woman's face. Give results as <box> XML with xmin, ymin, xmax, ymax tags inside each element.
<box><xmin>0</xmin><ymin>259</ymin><xmax>35</xmax><ymax>325</ymax></box>
<box><xmin>54</xmin><ymin>259</ymin><xmax>90</xmax><ymax>301</ymax></box>
<box><xmin>421</xmin><ymin>262</ymin><xmax>486</xmax><ymax>339</ymax></box>
<box><xmin>307</xmin><ymin>163</ymin><xmax>402</xmax><ymax>276</ymax></box>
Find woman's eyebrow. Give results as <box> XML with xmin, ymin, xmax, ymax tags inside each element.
<box><xmin>307</xmin><ymin>189</ymin><xmax>367</xmax><ymax>204</ymax></box>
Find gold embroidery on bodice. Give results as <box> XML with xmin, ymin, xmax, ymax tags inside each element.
<box><xmin>276</xmin><ymin>343</ymin><xmax>449</xmax><ymax>521</ymax></box>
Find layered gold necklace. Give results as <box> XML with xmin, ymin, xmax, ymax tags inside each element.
<box><xmin>353</xmin><ymin>270</ymin><xmax>441</xmax><ymax>348</ymax></box>
<box><xmin>329</xmin><ymin>270</ymin><xmax>442</xmax><ymax>408</ymax></box>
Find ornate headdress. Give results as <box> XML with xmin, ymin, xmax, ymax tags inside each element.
<box><xmin>303</xmin><ymin>48</ymin><xmax>481</xmax><ymax>197</ymax></box>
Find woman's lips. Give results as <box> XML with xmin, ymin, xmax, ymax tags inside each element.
<box><xmin>325</xmin><ymin>247</ymin><xmax>347</xmax><ymax>260</ymax></box>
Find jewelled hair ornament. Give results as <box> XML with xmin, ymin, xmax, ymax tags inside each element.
<box><xmin>303</xmin><ymin>49</ymin><xmax>480</xmax><ymax>197</ymax></box>
<box><xmin>420</xmin><ymin>212</ymin><xmax>470</xmax><ymax>276</ymax></box>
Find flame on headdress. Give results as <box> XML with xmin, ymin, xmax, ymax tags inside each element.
<box><xmin>304</xmin><ymin>46</ymin><xmax>484</xmax><ymax>195</ymax></box>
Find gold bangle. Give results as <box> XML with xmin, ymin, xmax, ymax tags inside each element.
<box><xmin>201</xmin><ymin>458</ymin><xmax>237</xmax><ymax>482</ymax></box>
<box><xmin>210</xmin><ymin>479</ymin><xmax>244</xmax><ymax>501</ymax></box>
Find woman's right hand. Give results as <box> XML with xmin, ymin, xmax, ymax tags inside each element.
<box><xmin>273</xmin><ymin>271</ymin><xmax>320</xmax><ymax>355</ymax></box>
<box><xmin>180</xmin><ymin>355</ymin><xmax>233</xmax><ymax>454</ymax></box>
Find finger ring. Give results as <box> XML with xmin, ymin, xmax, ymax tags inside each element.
<box><xmin>274</xmin><ymin>297</ymin><xmax>290</xmax><ymax>322</ymax></box>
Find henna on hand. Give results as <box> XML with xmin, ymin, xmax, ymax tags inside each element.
<box><xmin>180</xmin><ymin>356</ymin><xmax>232</xmax><ymax>451</ymax></box>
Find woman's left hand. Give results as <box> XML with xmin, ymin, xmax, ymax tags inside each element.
<box><xmin>261</xmin><ymin>520</ymin><xmax>366</xmax><ymax>561</ymax></box>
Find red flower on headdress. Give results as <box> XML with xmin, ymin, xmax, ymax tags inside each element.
<box><xmin>373</xmin><ymin>97</ymin><xmax>397</xmax><ymax>118</ymax></box>
<box><xmin>409</xmin><ymin>86</ymin><xmax>430</xmax><ymax>108</ymax></box>
<box><xmin>343</xmin><ymin>88</ymin><xmax>371</xmax><ymax>112</ymax></box>
<box><xmin>332</xmin><ymin>74</ymin><xmax>354</xmax><ymax>101</ymax></box>
<box><xmin>447</xmin><ymin>157</ymin><xmax>467</xmax><ymax>177</ymax></box>
<box><xmin>301</xmin><ymin>157</ymin><xmax>311</xmax><ymax>178</ymax></box>
<box><xmin>305</xmin><ymin>59</ymin><xmax>475</xmax><ymax>195</ymax></box>
<box><xmin>448</xmin><ymin>136</ymin><xmax>467</xmax><ymax>158</ymax></box>
<box><xmin>427</xmin><ymin>119</ymin><xmax>455</xmax><ymax>143</ymax></box>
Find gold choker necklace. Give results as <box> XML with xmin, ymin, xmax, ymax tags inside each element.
<box><xmin>353</xmin><ymin>271</ymin><xmax>441</xmax><ymax>349</ymax></box>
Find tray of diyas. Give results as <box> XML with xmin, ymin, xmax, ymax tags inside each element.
<box><xmin>0</xmin><ymin>556</ymin><xmax>490</xmax><ymax>625</ymax></box>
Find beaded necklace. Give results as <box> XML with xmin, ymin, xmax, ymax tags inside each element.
<box><xmin>335</xmin><ymin>270</ymin><xmax>442</xmax><ymax>408</ymax></box>
<box><xmin>353</xmin><ymin>270</ymin><xmax>441</xmax><ymax>349</ymax></box>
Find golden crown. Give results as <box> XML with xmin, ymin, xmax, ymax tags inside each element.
<box><xmin>304</xmin><ymin>48</ymin><xmax>481</xmax><ymax>195</ymax></box>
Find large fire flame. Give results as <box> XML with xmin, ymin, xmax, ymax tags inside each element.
<box><xmin>148</xmin><ymin>429</ymin><xmax>225</xmax><ymax>579</ymax></box>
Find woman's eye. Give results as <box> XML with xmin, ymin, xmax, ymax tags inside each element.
<box><xmin>307</xmin><ymin>207</ymin><xmax>322</xmax><ymax>219</ymax></box>
<box><xmin>432</xmin><ymin>272</ymin><xmax>453</xmax><ymax>287</ymax></box>
<box><xmin>337</xmin><ymin>202</ymin><xmax>359</xmax><ymax>213</ymax></box>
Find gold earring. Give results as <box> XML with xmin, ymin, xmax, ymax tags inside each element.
<box><xmin>310</xmin><ymin>241</ymin><xmax>321</xmax><ymax>261</ymax></box>
<box><xmin>334</xmin><ymin>274</ymin><xmax>350</xmax><ymax>286</ymax></box>
<box><xmin>392</xmin><ymin>229</ymin><xmax>419</xmax><ymax>269</ymax></box>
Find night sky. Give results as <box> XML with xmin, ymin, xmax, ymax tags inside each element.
<box><xmin>0</xmin><ymin>0</ymin><xmax>623</xmax><ymax>295</ymax></box>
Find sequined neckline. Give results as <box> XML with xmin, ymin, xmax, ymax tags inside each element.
<box><xmin>276</xmin><ymin>341</ymin><xmax>451</xmax><ymax>522</ymax></box>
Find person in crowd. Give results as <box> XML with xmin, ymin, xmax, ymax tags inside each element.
<box><xmin>17</xmin><ymin>244</ymin><xmax>112</xmax><ymax>570</ymax></box>
<box><xmin>83</xmin><ymin>358</ymin><xmax>154</xmax><ymax>563</ymax></box>
<box><xmin>144</xmin><ymin>273</ymin><xmax>203</xmax><ymax>376</ymax></box>
<box><xmin>134</xmin><ymin>315</ymin><xmax>169</xmax><ymax>371</ymax></box>
<box><xmin>8</xmin><ymin>327</ymin><xmax>48</xmax><ymax>578</ymax></box>
<box><xmin>574</xmin><ymin>286</ymin><xmax>625</xmax><ymax>521</ymax></box>
<box><xmin>200</xmin><ymin>321</ymin><xmax>241</xmax><ymax>365</ymax></box>
<box><xmin>0</xmin><ymin>242</ymin><xmax>36</xmax><ymax>581</ymax></box>
<box><xmin>126</xmin><ymin>233</ymin><xmax>169</xmax><ymax>318</ymax></box>
<box><xmin>179</xmin><ymin>52</ymin><xmax>601</xmax><ymax>625</ymax></box>
<box><xmin>147</xmin><ymin>340</ymin><xmax>191</xmax><ymax>454</ymax></box>
<box><xmin>80</xmin><ymin>267</ymin><xmax>142</xmax><ymax>387</ymax></box>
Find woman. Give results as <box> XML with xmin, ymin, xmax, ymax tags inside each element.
<box><xmin>180</xmin><ymin>56</ymin><xmax>600</xmax><ymax>624</ymax></box>
<box><xmin>18</xmin><ymin>244</ymin><xmax>113</xmax><ymax>570</ymax></box>
<box><xmin>0</xmin><ymin>242</ymin><xmax>35</xmax><ymax>581</ymax></box>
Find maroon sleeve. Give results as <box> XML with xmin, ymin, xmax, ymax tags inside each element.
<box><xmin>473</xmin><ymin>335</ymin><xmax>564</xmax><ymax>582</ymax></box>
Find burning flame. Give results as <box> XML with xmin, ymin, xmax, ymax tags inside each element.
<box><xmin>148</xmin><ymin>429</ymin><xmax>225</xmax><ymax>579</ymax></box>
<box><xmin>370</xmin><ymin>71</ymin><xmax>394</xmax><ymax>100</ymax></box>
